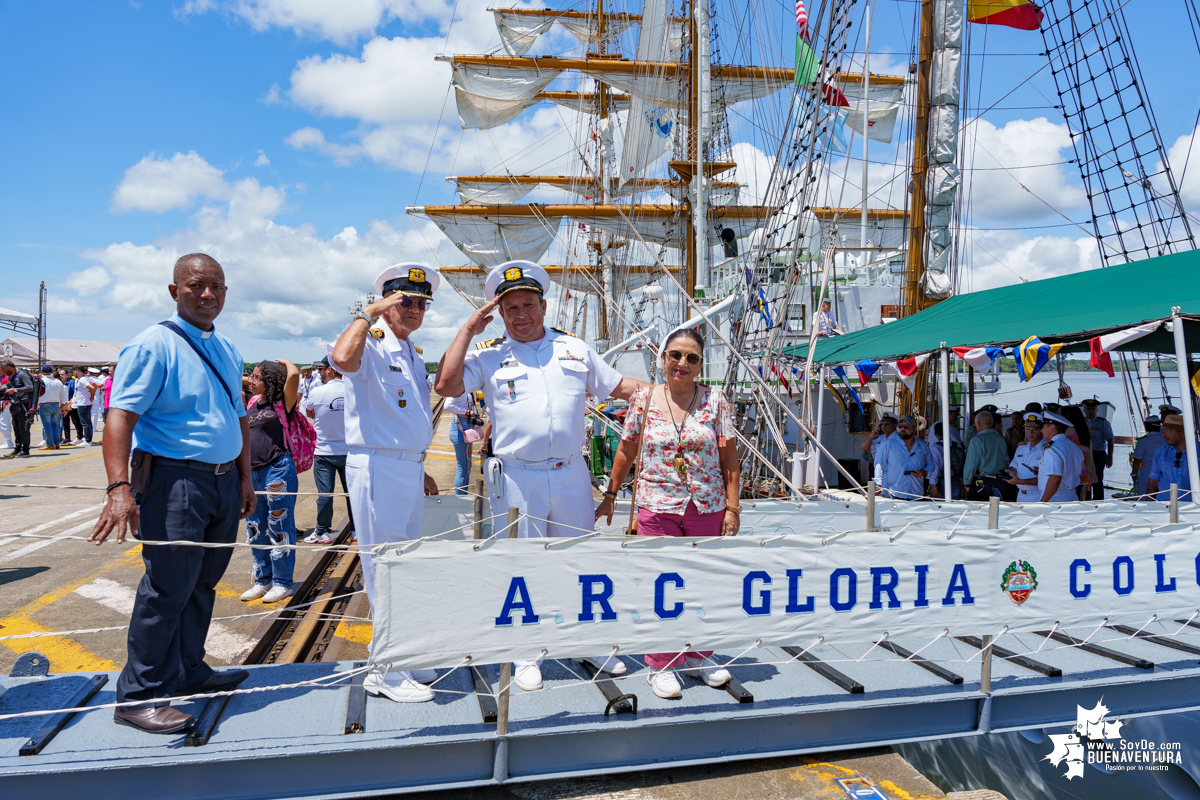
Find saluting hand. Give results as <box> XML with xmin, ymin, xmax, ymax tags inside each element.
<box><xmin>363</xmin><ymin>290</ymin><xmax>417</xmax><ymax>320</ymax></box>
<box><xmin>464</xmin><ymin>298</ymin><xmax>500</xmax><ymax>337</ymax></box>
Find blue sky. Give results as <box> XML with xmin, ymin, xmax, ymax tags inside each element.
<box><xmin>2</xmin><ymin>0</ymin><xmax>1199</xmax><ymax>363</ymax></box>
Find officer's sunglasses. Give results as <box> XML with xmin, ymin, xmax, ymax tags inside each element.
<box><xmin>665</xmin><ymin>350</ymin><xmax>702</xmax><ymax>366</ymax></box>
<box><xmin>382</xmin><ymin>292</ymin><xmax>428</xmax><ymax>310</ymax></box>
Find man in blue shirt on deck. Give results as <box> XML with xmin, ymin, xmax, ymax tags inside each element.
<box><xmin>1147</xmin><ymin>414</ymin><xmax>1196</xmax><ymax>502</ymax></box>
<box><xmin>874</xmin><ymin>416</ymin><xmax>931</xmax><ymax>499</ymax></box>
<box><xmin>89</xmin><ymin>253</ymin><xmax>255</xmax><ymax>735</ymax></box>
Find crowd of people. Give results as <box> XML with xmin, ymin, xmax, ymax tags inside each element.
<box><xmin>863</xmin><ymin>397</ymin><xmax>1194</xmax><ymax>503</ymax></box>
<box><xmin>1</xmin><ymin>362</ymin><xmax>113</xmax><ymax>456</ymax></box>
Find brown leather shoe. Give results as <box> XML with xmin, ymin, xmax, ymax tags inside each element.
<box><xmin>114</xmin><ymin>705</ymin><xmax>194</xmax><ymax>734</ymax></box>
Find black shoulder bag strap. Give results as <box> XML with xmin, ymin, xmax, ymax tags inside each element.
<box><xmin>159</xmin><ymin>321</ymin><xmax>239</xmax><ymax>409</ymax></box>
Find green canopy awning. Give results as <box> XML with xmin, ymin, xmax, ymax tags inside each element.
<box><xmin>782</xmin><ymin>249</ymin><xmax>1200</xmax><ymax>365</ymax></box>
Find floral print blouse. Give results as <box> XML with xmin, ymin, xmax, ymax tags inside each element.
<box><xmin>621</xmin><ymin>384</ymin><xmax>733</xmax><ymax>515</ymax></box>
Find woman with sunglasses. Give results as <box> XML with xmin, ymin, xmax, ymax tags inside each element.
<box><xmin>595</xmin><ymin>328</ymin><xmax>741</xmax><ymax>699</ymax></box>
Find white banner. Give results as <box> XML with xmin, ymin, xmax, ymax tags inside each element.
<box><xmin>372</xmin><ymin>521</ymin><xmax>1200</xmax><ymax>670</ymax></box>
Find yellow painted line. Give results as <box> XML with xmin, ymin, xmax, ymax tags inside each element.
<box><xmin>332</xmin><ymin>621</ymin><xmax>372</xmax><ymax>645</ymax></box>
<box><xmin>0</xmin><ymin>449</ymin><xmax>103</xmax><ymax>478</ymax></box>
<box><xmin>0</xmin><ymin>615</ymin><xmax>120</xmax><ymax>672</ymax></box>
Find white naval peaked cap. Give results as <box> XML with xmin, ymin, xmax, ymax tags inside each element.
<box><xmin>374</xmin><ymin>262</ymin><xmax>440</xmax><ymax>300</ymax></box>
<box><xmin>485</xmin><ymin>261</ymin><xmax>550</xmax><ymax>301</ymax></box>
<box><xmin>1043</xmin><ymin>411</ymin><xmax>1071</xmax><ymax>427</ymax></box>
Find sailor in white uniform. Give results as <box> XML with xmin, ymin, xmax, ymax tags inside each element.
<box><xmin>330</xmin><ymin>263</ymin><xmax>440</xmax><ymax>703</ymax></box>
<box><xmin>436</xmin><ymin>260</ymin><xmax>646</xmax><ymax>692</ymax></box>
<box><xmin>1037</xmin><ymin>411</ymin><xmax>1083</xmax><ymax>503</ymax></box>
<box><xmin>1005</xmin><ymin>412</ymin><xmax>1046</xmax><ymax>502</ymax></box>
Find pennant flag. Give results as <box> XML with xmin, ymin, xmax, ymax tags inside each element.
<box><xmin>794</xmin><ymin>0</ymin><xmax>819</xmax><ymax>85</ymax></box>
<box><xmin>967</xmin><ymin>0</ymin><xmax>1043</xmax><ymax>30</ymax></box>
<box><xmin>1192</xmin><ymin>366</ymin><xmax>1200</xmax><ymax>399</ymax></box>
<box><xmin>1014</xmin><ymin>335</ymin><xmax>1063</xmax><ymax>382</ymax></box>
<box><xmin>952</xmin><ymin>345</ymin><xmax>1004</xmax><ymax>372</ymax></box>
<box><xmin>1097</xmin><ymin>321</ymin><xmax>1160</xmax><ymax>352</ymax></box>
<box><xmin>855</xmin><ymin>359</ymin><xmax>881</xmax><ymax>386</ymax></box>
<box><xmin>893</xmin><ymin>353</ymin><xmax>930</xmax><ymax>394</ymax></box>
<box><xmin>1089</xmin><ymin>336</ymin><xmax>1114</xmax><ymax>378</ymax></box>
<box><xmin>754</xmin><ymin>285</ymin><xmax>774</xmax><ymax>327</ymax></box>
<box><xmin>771</xmin><ymin>362</ymin><xmax>792</xmax><ymax>398</ymax></box>
<box><xmin>831</xmin><ymin>365</ymin><xmax>864</xmax><ymax>413</ymax></box>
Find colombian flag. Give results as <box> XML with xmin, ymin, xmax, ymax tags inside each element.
<box><xmin>967</xmin><ymin>0</ymin><xmax>1043</xmax><ymax>31</ymax></box>
<box><xmin>1014</xmin><ymin>335</ymin><xmax>1063</xmax><ymax>382</ymax></box>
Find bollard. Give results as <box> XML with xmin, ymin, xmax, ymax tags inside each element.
<box><xmin>866</xmin><ymin>481</ymin><xmax>876</xmax><ymax>532</ymax></box>
<box><xmin>473</xmin><ymin>480</ymin><xmax>484</xmax><ymax>540</ymax></box>
<box><xmin>1171</xmin><ymin>484</ymin><xmax>1180</xmax><ymax>524</ymax></box>
<box><xmin>506</xmin><ymin>506</ymin><xmax>520</xmax><ymax>539</ymax></box>
<box><xmin>988</xmin><ymin>496</ymin><xmax>999</xmax><ymax>530</ymax></box>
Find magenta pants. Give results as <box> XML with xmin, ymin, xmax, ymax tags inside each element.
<box><xmin>639</xmin><ymin>501</ymin><xmax>722</xmax><ymax>669</ymax></box>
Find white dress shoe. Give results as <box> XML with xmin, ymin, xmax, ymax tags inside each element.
<box><xmin>647</xmin><ymin>669</ymin><xmax>682</xmax><ymax>699</ymax></box>
<box><xmin>240</xmin><ymin>584</ymin><xmax>270</xmax><ymax>602</ymax></box>
<box><xmin>514</xmin><ymin>664</ymin><xmax>543</xmax><ymax>691</ymax></box>
<box><xmin>365</xmin><ymin>671</ymin><xmax>434</xmax><ymax>703</ymax></box>
<box><xmin>408</xmin><ymin>668</ymin><xmax>439</xmax><ymax>684</ymax></box>
<box><xmin>682</xmin><ymin>655</ymin><xmax>731</xmax><ymax>687</ymax></box>
<box><xmin>581</xmin><ymin>654</ymin><xmax>627</xmax><ymax>675</ymax></box>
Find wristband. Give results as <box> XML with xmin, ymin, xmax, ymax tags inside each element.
<box><xmin>352</xmin><ymin>310</ymin><xmax>376</xmax><ymax>325</ymax></box>
<box><xmin>106</xmin><ymin>480</ymin><xmax>131</xmax><ymax>495</ymax></box>
<box><xmin>726</xmin><ymin>505</ymin><xmax>741</xmax><ymax>515</ymax></box>
<box><xmin>603</xmin><ymin>490</ymin><xmax>618</xmax><ymax>499</ymax></box>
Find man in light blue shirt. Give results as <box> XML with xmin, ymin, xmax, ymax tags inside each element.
<box><xmin>1147</xmin><ymin>414</ymin><xmax>1196</xmax><ymax>502</ymax></box>
<box><xmin>873</xmin><ymin>415</ymin><xmax>931</xmax><ymax>499</ymax></box>
<box><xmin>89</xmin><ymin>253</ymin><xmax>254</xmax><ymax>735</ymax></box>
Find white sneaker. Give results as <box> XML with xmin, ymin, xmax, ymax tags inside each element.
<box><xmin>682</xmin><ymin>655</ymin><xmax>731</xmax><ymax>687</ymax></box>
<box><xmin>365</xmin><ymin>671</ymin><xmax>434</xmax><ymax>703</ymax></box>
<box><xmin>240</xmin><ymin>583</ymin><xmax>270</xmax><ymax>602</ymax></box>
<box><xmin>514</xmin><ymin>664</ymin><xmax>543</xmax><ymax>691</ymax></box>
<box><xmin>73</xmin><ymin>438</ymin><xmax>84</xmax><ymax>446</ymax></box>
<box><xmin>647</xmin><ymin>669</ymin><xmax>682</xmax><ymax>699</ymax></box>
<box><xmin>262</xmin><ymin>585</ymin><xmax>294</xmax><ymax>604</ymax></box>
<box><xmin>303</xmin><ymin>531</ymin><xmax>332</xmax><ymax>544</ymax></box>
<box><xmin>408</xmin><ymin>668</ymin><xmax>439</xmax><ymax>684</ymax></box>
<box><xmin>582</xmin><ymin>654</ymin><xmax>627</xmax><ymax>675</ymax></box>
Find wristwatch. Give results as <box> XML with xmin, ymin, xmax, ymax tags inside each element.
<box><xmin>352</xmin><ymin>310</ymin><xmax>376</xmax><ymax>325</ymax></box>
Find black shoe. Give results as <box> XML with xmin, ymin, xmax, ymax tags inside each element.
<box><xmin>175</xmin><ymin>668</ymin><xmax>250</xmax><ymax>697</ymax></box>
<box><xmin>114</xmin><ymin>705</ymin><xmax>194</xmax><ymax>734</ymax></box>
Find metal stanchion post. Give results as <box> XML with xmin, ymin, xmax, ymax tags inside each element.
<box><xmin>1171</xmin><ymin>484</ymin><xmax>1179</xmax><ymax>524</ymax></box>
<box><xmin>493</xmin><ymin>506</ymin><xmax>521</xmax><ymax>783</ymax></box>
<box><xmin>981</xmin><ymin>634</ymin><xmax>992</xmax><ymax>694</ymax></box>
<box><xmin>988</xmin><ymin>496</ymin><xmax>999</xmax><ymax>530</ymax></box>
<box><xmin>473</xmin><ymin>479</ymin><xmax>484</xmax><ymax>539</ymax></box>
<box><xmin>866</xmin><ymin>481</ymin><xmax>876</xmax><ymax>531</ymax></box>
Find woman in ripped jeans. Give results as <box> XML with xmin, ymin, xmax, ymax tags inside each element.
<box><xmin>240</xmin><ymin>359</ymin><xmax>301</xmax><ymax>604</ymax></box>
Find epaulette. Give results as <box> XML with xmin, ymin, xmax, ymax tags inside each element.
<box><xmin>550</xmin><ymin>327</ymin><xmax>571</xmax><ymax>336</ymax></box>
<box><xmin>476</xmin><ymin>337</ymin><xmax>506</xmax><ymax>349</ymax></box>
<box><xmin>414</xmin><ymin>344</ymin><xmax>423</xmax><ymax>355</ymax></box>
<box><xmin>369</xmin><ymin>328</ymin><xmax>385</xmax><ymax>339</ymax></box>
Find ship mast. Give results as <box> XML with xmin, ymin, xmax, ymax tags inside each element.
<box><xmin>902</xmin><ymin>0</ymin><xmax>933</xmax><ymax>319</ymax></box>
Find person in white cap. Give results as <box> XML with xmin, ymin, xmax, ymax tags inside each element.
<box><xmin>436</xmin><ymin>260</ymin><xmax>646</xmax><ymax>693</ymax></box>
<box><xmin>1131</xmin><ymin>415</ymin><xmax>1166</xmax><ymax>498</ymax></box>
<box><xmin>861</xmin><ymin>411</ymin><xmax>898</xmax><ymax>471</ymax></box>
<box><xmin>330</xmin><ymin>263</ymin><xmax>441</xmax><ymax>703</ymax></box>
<box><xmin>1004</xmin><ymin>412</ymin><xmax>1045</xmax><ymax>502</ymax></box>
<box><xmin>1037</xmin><ymin>411</ymin><xmax>1083</xmax><ymax>503</ymax></box>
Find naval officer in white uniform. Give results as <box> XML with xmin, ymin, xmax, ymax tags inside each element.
<box><xmin>436</xmin><ymin>260</ymin><xmax>646</xmax><ymax>691</ymax></box>
<box><xmin>330</xmin><ymin>263</ymin><xmax>440</xmax><ymax>703</ymax></box>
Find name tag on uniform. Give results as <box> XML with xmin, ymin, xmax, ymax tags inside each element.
<box><xmin>389</xmin><ymin>365</ymin><xmax>404</xmax><ymax>372</ymax></box>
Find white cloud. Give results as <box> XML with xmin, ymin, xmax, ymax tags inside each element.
<box><xmin>1164</xmin><ymin>126</ymin><xmax>1200</xmax><ymax>209</ymax></box>
<box><xmin>960</xmin><ymin>228</ymin><xmax>1101</xmax><ymax>292</ymax></box>
<box><xmin>47</xmin><ymin>295</ymin><xmax>85</xmax><ymax>315</ymax></box>
<box><xmin>112</xmin><ymin>151</ymin><xmax>230</xmax><ymax>213</ymax></box>
<box><xmin>254</xmin><ymin>149</ymin><xmax>270</xmax><ymax>166</ymax></box>
<box><xmin>73</xmin><ymin>157</ymin><xmax>475</xmax><ymax>358</ymax></box>
<box><xmin>178</xmin><ymin>0</ymin><xmax>456</xmax><ymax>46</ymax></box>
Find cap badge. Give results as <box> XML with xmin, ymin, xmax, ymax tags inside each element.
<box><xmin>408</xmin><ymin>268</ymin><xmax>426</xmax><ymax>283</ymax></box>
<box><xmin>503</xmin><ymin>267</ymin><xmax>524</xmax><ymax>282</ymax></box>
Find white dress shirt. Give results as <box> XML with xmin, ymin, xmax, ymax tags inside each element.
<box><xmin>331</xmin><ymin>323</ymin><xmax>431</xmax><ymax>453</ymax></box>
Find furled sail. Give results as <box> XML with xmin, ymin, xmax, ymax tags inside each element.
<box><xmin>920</xmin><ymin>0</ymin><xmax>961</xmax><ymax>300</ymax></box>
<box><xmin>426</xmin><ymin>212</ymin><xmax>561</xmax><ymax>267</ymax></box>
<box><xmin>451</xmin><ymin>62</ymin><xmax>561</xmax><ymax>129</ymax></box>
<box><xmin>618</xmin><ymin>0</ymin><xmax>679</xmax><ymax>184</ymax></box>
<box><xmin>493</xmin><ymin>10</ymin><xmax>638</xmax><ymax>57</ymax></box>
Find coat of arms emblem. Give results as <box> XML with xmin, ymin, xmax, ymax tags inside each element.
<box><xmin>1001</xmin><ymin>559</ymin><xmax>1038</xmax><ymax>605</ymax></box>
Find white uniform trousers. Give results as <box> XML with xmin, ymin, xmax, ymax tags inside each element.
<box><xmin>0</xmin><ymin>406</ymin><xmax>11</xmax><ymax>449</ymax></box>
<box><xmin>489</xmin><ymin>456</ymin><xmax>596</xmax><ymax>539</ymax></box>
<box><xmin>490</xmin><ymin>455</ymin><xmax>595</xmax><ymax>668</ymax></box>
<box><xmin>91</xmin><ymin>401</ymin><xmax>104</xmax><ymax>435</ymax></box>
<box><xmin>346</xmin><ymin>448</ymin><xmax>424</xmax><ymax>612</ymax></box>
